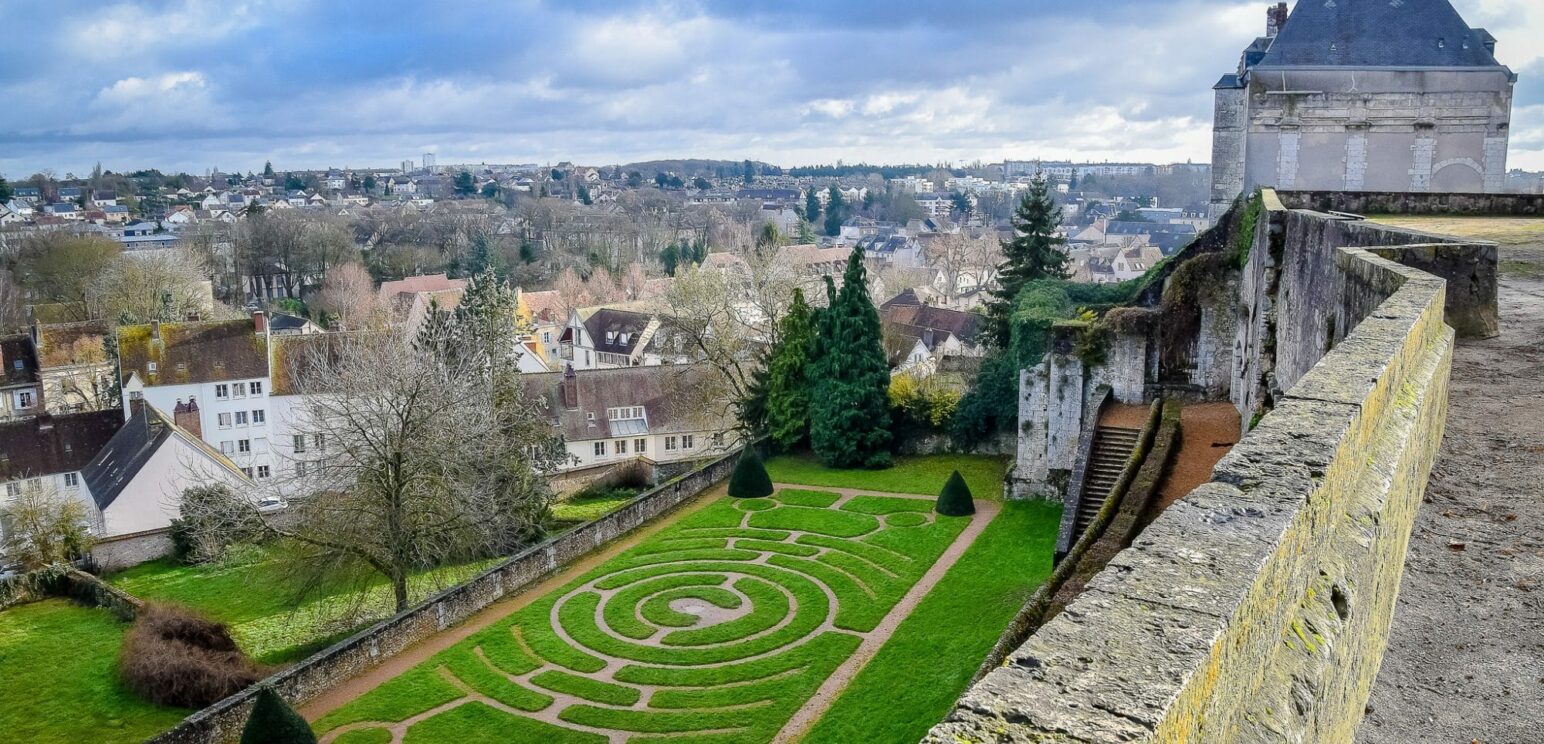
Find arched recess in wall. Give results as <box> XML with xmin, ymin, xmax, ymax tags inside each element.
<box><xmin>1430</xmin><ymin>159</ymin><xmax>1484</xmax><ymax>192</ymax></box>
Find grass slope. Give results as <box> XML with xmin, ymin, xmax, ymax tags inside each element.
<box><xmin>110</xmin><ymin>545</ymin><xmax>497</xmax><ymax>664</ymax></box>
<box><xmin>0</xmin><ymin>599</ymin><xmax>188</xmax><ymax>744</ymax></box>
<box><xmin>801</xmin><ymin>500</ymin><xmax>1062</xmax><ymax>744</ymax></box>
<box><xmin>765</xmin><ymin>454</ymin><xmax>1007</xmax><ymax>501</ymax></box>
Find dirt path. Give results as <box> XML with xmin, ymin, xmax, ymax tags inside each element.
<box><xmin>1154</xmin><ymin>402</ymin><xmax>1239</xmax><ymax>512</ymax></box>
<box><xmin>1357</xmin><ymin>219</ymin><xmax>1544</xmax><ymax>743</ymax></box>
<box><xmin>773</xmin><ymin>498</ymin><xmax>1000</xmax><ymax>743</ymax></box>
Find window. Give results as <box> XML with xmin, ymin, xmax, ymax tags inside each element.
<box><xmin>10</xmin><ymin>359</ymin><xmax>20</xmax><ymax>370</ymax></box>
<box><xmin>251</xmin><ymin>409</ymin><xmax>265</xmax><ymax>424</ymax></box>
<box><xmin>215</xmin><ymin>384</ymin><xmax>229</xmax><ymax>399</ymax></box>
<box><xmin>542</xmin><ymin>332</ymin><xmax>552</xmax><ymax>343</ymax></box>
<box><xmin>242</xmin><ymin>467</ymin><xmax>253</xmax><ymax>478</ymax></box>
<box><xmin>293</xmin><ymin>435</ymin><xmax>306</xmax><ymax>453</ymax></box>
<box><xmin>616</xmin><ymin>439</ymin><xmax>628</xmax><ymax>454</ymax></box>
<box><xmin>16</xmin><ymin>391</ymin><xmax>33</xmax><ymax>408</ymax></box>
<box><xmin>712</xmin><ymin>433</ymin><xmax>724</xmax><ymax>447</ymax></box>
<box><xmin>313</xmin><ymin>433</ymin><xmax>325</xmax><ymax>451</ymax></box>
<box><xmin>682</xmin><ymin>435</ymin><xmax>695</xmax><ymax>449</ymax></box>
<box><xmin>232</xmin><ymin>384</ymin><xmax>245</xmax><ymax>399</ymax></box>
<box><xmin>256</xmin><ymin>465</ymin><xmax>270</xmax><ymax>479</ymax></box>
<box><xmin>217</xmin><ymin>413</ymin><xmax>232</xmax><ymax>428</ymax></box>
<box><xmin>665</xmin><ymin>436</ymin><xmax>678</xmax><ymax>452</ymax></box>
<box><xmin>607</xmin><ymin>406</ymin><xmax>645</xmax><ymax>420</ymax></box>
<box><xmin>235</xmin><ymin>411</ymin><xmax>248</xmax><ymax>426</ymax></box>
<box><xmin>220</xmin><ymin>441</ymin><xmax>234</xmax><ymax>454</ymax></box>
<box><xmin>586</xmin><ymin>412</ymin><xmax>596</xmax><ymax>426</ymax></box>
<box><xmin>63</xmin><ymin>473</ymin><xmax>79</xmax><ymax>489</ymax></box>
<box><xmin>296</xmin><ymin>461</ymin><xmax>307</xmax><ymax>477</ymax></box>
<box><xmin>635</xmin><ymin>438</ymin><xmax>647</xmax><ymax>454</ymax></box>
<box><xmin>5</xmin><ymin>483</ymin><xmax>19</xmax><ymax>498</ymax></box>
<box><xmin>147</xmin><ymin>362</ymin><xmax>157</xmax><ymax>373</ymax></box>
<box><xmin>593</xmin><ymin>441</ymin><xmax>607</xmax><ymax>457</ymax></box>
<box><xmin>249</xmin><ymin>381</ymin><xmax>263</xmax><ymax>396</ymax></box>
<box><xmin>238</xmin><ymin>439</ymin><xmax>251</xmax><ymax>453</ymax></box>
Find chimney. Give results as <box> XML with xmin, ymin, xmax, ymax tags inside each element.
<box><xmin>253</xmin><ymin>310</ymin><xmax>267</xmax><ymax>335</ymax></box>
<box><xmin>150</xmin><ymin>319</ymin><xmax>161</xmax><ymax>341</ymax></box>
<box><xmin>561</xmin><ymin>364</ymin><xmax>579</xmax><ymax>410</ymax></box>
<box><xmin>1266</xmin><ymin>2</ymin><xmax>1288</xmax><ymax>38</ymax></box>
<box><xmin>174</xmin><ymin>396</ymin><xmax>202</xmax><ymax>438</ymax></box>
<box><xmin>129</xmin><ymin>395</ymin><xmax>145</xmax><ymax>418</ymax></box>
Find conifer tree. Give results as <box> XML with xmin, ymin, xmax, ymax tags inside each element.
<box><xmin>765</xmin><ymin>288</ymin><xmax>814</xmax><ymax>450</ymax></box>
<box><xmin>804</xmin><ymin>187</ymin><xmax>822</xmax><ymax>227</ymax></box>
<box><xmin>808</xmin><ymin>248</ymin><xmax>893</xmax><ymax>468</ymax></box>
<box><xmin>728</xmin><ymin>448</ymin><xmax>774</xmax><ymax>499</ymax></box>
<box><xmin>935</xmin><ymin>470</ymin><xmax>975</xmax><ymax>516</ymax></box>
<box><xmin>986</xmin><ymin>175</ymin><xmax>1069</xmax><ymax>345</ymax></box>
<box><xmin>452</xmin><ymin>268</ymin><xmax>519</xmax><ymax>372</ymax></box>
<box><xmin>240</xmin><ymin>687</ymin><xmax>316</xmax><ymax>744</ymax></box>
<box><xmin>823</xmin><ymin>185</ymin><xmax>846</xmax><ymax>237</ymax></box>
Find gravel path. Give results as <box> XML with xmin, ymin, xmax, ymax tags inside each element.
<box><xmin>1358</xmin><ymin>220</ymin><xmax>1544</xmax><ymax>744</ymax></box>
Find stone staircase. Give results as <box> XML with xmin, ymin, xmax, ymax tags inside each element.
<box><xmin>1075</xmin><ymin>426</ymin><xmax>1141</xmax><ymax>536</ymax></box>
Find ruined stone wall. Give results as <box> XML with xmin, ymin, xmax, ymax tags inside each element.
<box><xmin>929</xmin><ymin>197</ymin><xmax>1464</xmax><ymax>743</ymax></box>
<box><xmin>147</xmin><ymin>449</ymin><xmax>740</xmax><ymax>744</ymax></box>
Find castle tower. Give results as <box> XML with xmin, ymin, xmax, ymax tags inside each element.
<box><xmin>1209</xmin><ymin>0</ymin><xmax>1517</xmax><ymax>218</ymax></box>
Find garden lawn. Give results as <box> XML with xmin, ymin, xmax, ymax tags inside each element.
<box><xmin>315</xmin><ymin>487</ymin><xmax>976</xmax><ymax>743</ymax></box>
<box><xmin>801</xmin><ymin>499</ymin><xmax>1062</xmax><ymax>743</ymax></box>
<box><xmin>765</xmin><ymin>453</ymin><xmax>1008</xmax><ymax>500</ymax></box>
<box><xmin>109</xmin><ymin>545</ymin><xmax>498</xmax><ymax>665</ymax></box>
<box><xmin>550</xmin><ymin>488</ymin><xmax>638</xmax><ymax>523</ymax></box>
<box><xmin>0</xmin><ymin>599</ymin><xmax>189</xmax><ymax>744</ymax></box>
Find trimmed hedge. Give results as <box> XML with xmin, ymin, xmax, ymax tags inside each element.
<box><xmin>728</xmin><ymin>450</ymin><xmax>774</xmax><ymax>498</ymax></box>
<box><xmin>241</xmin><ymin>686</ymin><xmax>317</xmax><ymax>744</ymax></box>
<box><xmin>935</xmin><ymin>471</ymin><xmax>975</xmax><ymax>516</ymax></box>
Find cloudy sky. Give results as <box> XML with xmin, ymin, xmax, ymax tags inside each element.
<box><xmin>1</xmin><ymin>0</ymin><xmax>1540</xmax><ymax>177</ymax></box>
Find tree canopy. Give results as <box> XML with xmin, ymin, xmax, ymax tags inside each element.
<box><xmin>808</xmin><ymin>248</ymin><xmax>892</xmax><ymax>468</ymax></box>
<box><xmin>986</xmin><ymin>175</ymin><xmax>1069</xmax><ymax>345</ymax></box>
<box><xmin>765</xmin><ymin>288</ymin><xmax>815</xmax><ymax>451</ymax></box>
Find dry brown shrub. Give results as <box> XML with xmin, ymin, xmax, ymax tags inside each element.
<box><xmin>118</xmin><ymin>603</ymin><xmax>267</xmax><ymax>708</ymax></box>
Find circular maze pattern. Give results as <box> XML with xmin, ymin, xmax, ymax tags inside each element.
<box><xmin>317</xmin><ymin>487</ymin><xmax>972</xmax><ymax>744</ymax></box>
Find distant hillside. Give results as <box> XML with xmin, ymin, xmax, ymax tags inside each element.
<box><xmin>612</xmin><ymin>159</ymin><xmax>776</xmax><ymax>178</ymax></box>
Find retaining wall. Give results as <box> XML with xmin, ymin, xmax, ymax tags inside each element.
<box><xmin>147</xmin><ymin>449</ymin><xmax>740</xmax><ymax>744</ymax></box>
<box><xmin>927</xmin><ymin>193</ymin><xmax>1462</xmax><ymax>742</ymax></box>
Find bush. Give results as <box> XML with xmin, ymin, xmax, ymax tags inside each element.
<box><xmin>728</xmin><ymin>449</ymin><xmax>774</xmax><ymax>499</ymax></box>
<box><xmin>241</xmin><ymin>686</ymin><xmax>316</xmax><ymax>744</ymax></box>
<box><xmin>119</xmin><ymin>603</ymin><xmax>266</xmax><ymax>708</ymax></box>
<box><xmin>935</xmin><ymin>471</ymin><xmax>975</xmax><ymax>516</ymax></box>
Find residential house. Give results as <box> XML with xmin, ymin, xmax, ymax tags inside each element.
<box><xmin>0</xmin><ymin>410</ymin><xmax>123</xmax><ymax>554</ymax></box>
<box><xmin>1</xmin><ymin>336</ymin><xmax>42</xmax><ymax>420</ymax></box>
<box><xmin>80</xmin><ymin>404</ymin><xmax>254</xmax><ymax>542</ymax></box>
<box><xmin>878</xmin><ymin>299</ymin><xmax>986</xmax><ymax>374</ymax></box>
<box><xmin>32</xmin><ymin>320</ymin><xmax>115</xmax><ymax>415</ymax></box>
<box><xmin>268</xmin><ymin>313</ymin><xmax>325</xmax><ymax>336</ymax></box>
<box><xmin>523</xmin><ymin>365</ymin><xmax>737</xmax><ymax>473</ymax></box>
<box><xmin>557</xmin><ymin>308</ymin><xmax>695</xmax><ymax>370</ymax></box>
<box><xmin>117</xmin><ymin>314</ymin><xmax>276</xmax><ymax>483</ymax></box>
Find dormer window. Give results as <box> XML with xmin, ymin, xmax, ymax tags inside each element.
<box><xmin>1436</xmin><ymin>38</ymin><xmax>1446</xmax><ymax>49</ymax></box>
<box><xmin>606</xmin><ymin>331</ymin><xmax>617</xmax><ymax>344</ymax></box>
<box><xmin>147</xmin><ymin>362</ymin><xmax>158</xmax><ymax>373</ymax></box>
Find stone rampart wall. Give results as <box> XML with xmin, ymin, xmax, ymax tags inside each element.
<box><xmin>147</xmin><ymin>449</ymin><xmax>740</xmax><ymax>744</ymax></box>
<box><xmin>928</xmin><ymin>194</ymin><xmax>1461</xmax><ymax>742</ymax></box>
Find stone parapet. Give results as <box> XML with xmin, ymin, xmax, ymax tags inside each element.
<box><xmin>927</xmin><ymin>196</ymin><xmax>1459</xmax><ymax>743</ymax></box>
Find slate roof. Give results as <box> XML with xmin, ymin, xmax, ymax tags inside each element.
<box><xmin>79</xmin><ymin>405</ymin><xmax>248</xmax><ymax>511</ymax></box>
<box><xmin>118</xmin><ymin>318</ymin><xmax>269</xmax><ymax>388</ymax></box>
<box><xmin>522</xmin><ymin>365</ymin><xmax>724</xmax><ymax>441</ymax></box>
<box><xmin>881</xmin><ymin>304</ymin><xmax>985</xmax><ymax>346</ymax></box>
<box><xmin>1</xmin><ymin>335</ymin><xmax>39</xmax><ymax>387</ymax></box>
<box><xmin>0</xmin><ymin>410</ymin><xmax>122</xmax><ymax>482</ymax></box>
<box><xmin>1258</xmin><ymin>0</ymin><xmax>1502</xmax><ymax>69</ymax></box>
<box><xmin>584</xmin><ymin>309</ymin><xmax>652</xmax><ymax>356</ymax></box>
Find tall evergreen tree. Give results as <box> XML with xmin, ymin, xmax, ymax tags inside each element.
<box><xmin>452</xmin><ymin>269</ymin><xmax>519</xmax><ymax>371</ymax></box>
<box><xmin>808</xmin><ymin>249</ymin><xmax>892</xmax><ymax>468</ymax></box>
<box><xmin>0</xmin><ymin>176</ymin><xmax>13</xmax><ymax>203</ymax></box>
<box><xmin>804</xmin><ymin>187</ymin><xmax>822</xmax><ymax>226</ymax></box>
<box><xmin>986</xmin><ymin>175</ymin><xmax>1068</xmax><ymax>345</ymax></box>
<box><xmin>823</xmin><ymin>186</ymin><xmax>846</xmax><ymax>237</ymax></box>
<box><xmin>765</xmin><ymin>288</ymin><xmax>815</xmax><ymax>451</ymax></box>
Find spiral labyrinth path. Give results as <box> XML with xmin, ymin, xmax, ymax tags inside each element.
<box><xmin>314</xmin><ymin>485</ymin><xmax>987</xmax><ymax>744</ymax></box>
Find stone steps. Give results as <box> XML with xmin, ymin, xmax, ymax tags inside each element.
<box><xmin>1074</xmin><ymin>426</ymin><xmax>1141</xmax><ymax>536</ymax></box>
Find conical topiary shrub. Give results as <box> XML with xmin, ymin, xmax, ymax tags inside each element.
<box><xmin>241</xmin><ymin>687</ymin><xmax>317</xmax><ymax>744</ymax></box>
<box><xmin>728</xmin><ymin>449</ymin><xmax>774</xmax><ymax>499</ymax></box>
<box><xmin>935</xmin><ymin>470</ymin><xmax>975</xmax><ymax>516</ymax></box>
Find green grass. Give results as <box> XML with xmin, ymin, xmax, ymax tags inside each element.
<box><xmin>765</xmin><ymin>453</ymin><xmax>1008</xmax><ymax>501</ymax></box>
<box><xmin>0</xmin><ymin>599</ymin><xmax>190</xmax><ymax>744</ymax></box>
<box><xmin>551</xmin><ymin>488</ymin><xmax>640</xmax><ymax>523</ymax></box>
<box><xmin>802</xmin><ymin>500</ymin><xmax>1062</xmax><ymax>744</ymax></box>
<box><xmin>108</xmin><ymin>544</ymin><xmax>498</xmax><ymax>664</ymax></box>
<box><xmin>319</xmin><ymin>488</ymin><xmax>978</xmax><ymax>741</ymax></box>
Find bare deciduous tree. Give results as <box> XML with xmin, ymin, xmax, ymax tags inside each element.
<box><xmin>91</xmin><ymin>247</ymin><xmax>219</xmax><ymax>323</ymax></box>
<box><xmin>183</xmin><ymin>327</ymin><xmax>564</xmax><ymax>612</ymax></box>
<box><xmin>312</xmin><ymin>262</ymin><xmax>385</xmax><ymax>330</ymax></box>
<box><xmin>0</xmin><ymin>483</ymin><xmax>94</xmax><ymax>569</ymax></box>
